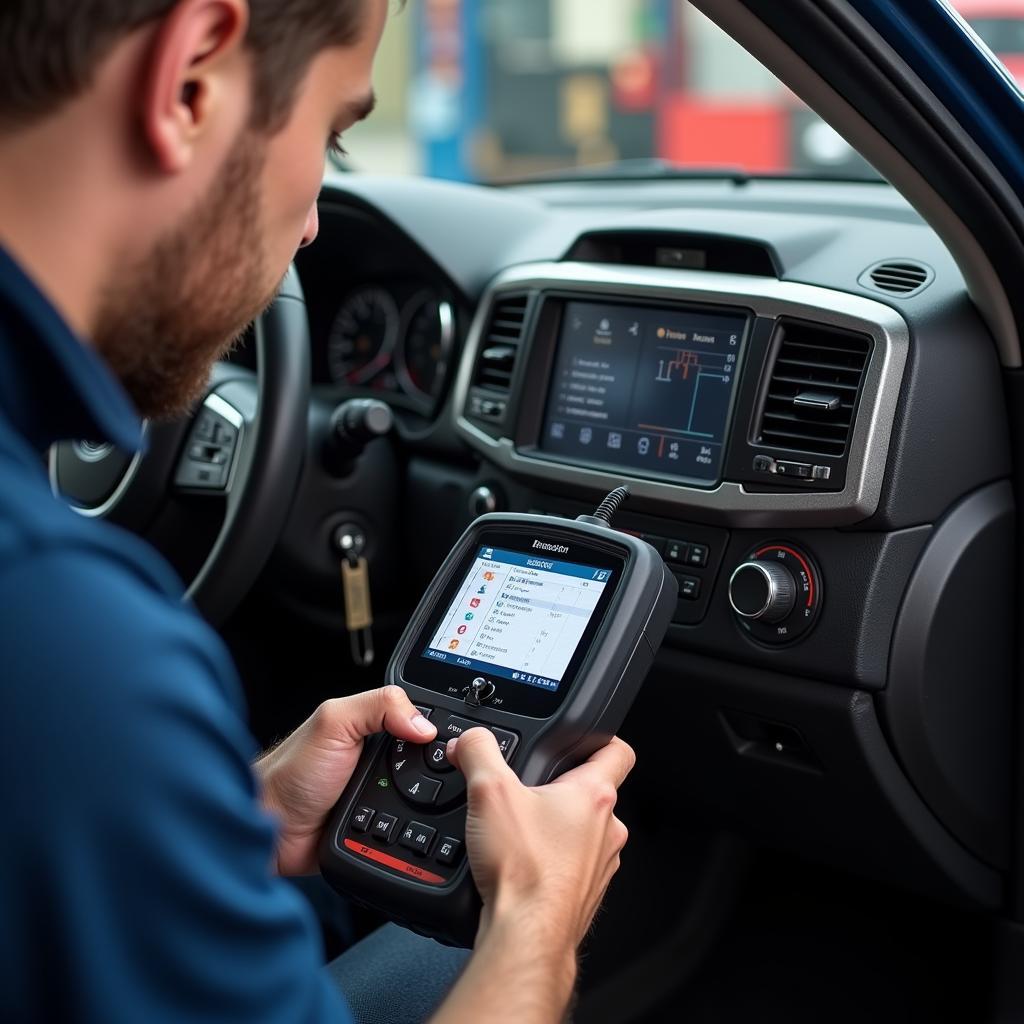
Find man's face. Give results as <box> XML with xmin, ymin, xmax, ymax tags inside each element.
<box><xmin>94</xmin><ymin>0</ymin><xmax>387</xmax><ymax>420</ymax></box>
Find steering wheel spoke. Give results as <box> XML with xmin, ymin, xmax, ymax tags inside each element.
<box><xmin>50</xmin><ymin>264</ymin><xmax>311</xmax><ymax>625</ymax></box>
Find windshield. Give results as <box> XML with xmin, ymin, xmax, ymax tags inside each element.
<box><xmin>338</xmin><ymin>0</ymin><xmax>1024</xmax><ymax>184</ymax></box>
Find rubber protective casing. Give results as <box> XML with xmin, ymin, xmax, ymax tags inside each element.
<box><xmin>319</xmin><ymin>512</ymin><xmax>678</xmax><ymax>946</ymax></box>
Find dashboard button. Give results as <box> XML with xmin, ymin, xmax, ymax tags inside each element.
<box><xmin>775</xmin><ymin>460</ymin><xmax>812</xmax><ymax>479</ymax></box>
<box><xmin>436</xmin><ymin>837</ymin><xmax>464</xmax><ymax>866</ymax></box>
<box><xmin>686</xmin><ymin>544</ymin><xmax>709</xmax><ymax>568</ymax></box>
<box><xmin>753</xmin><ymin>454</ymin><xmax>775</xmax><ymax>473</ymax></box>
<box><xmin>665</xmin><ymin>540</ymin><xmax>689</xmax><ymax>563</ymax></box>
<box><xmin>399</xmin><ymin>821</ymin><xmax>437</xmax><ymax>856</ymax></box>
<box><xmin>350</xmin><ymin>806</ymin><xmax>375</xmax><ymax>834</ymax></box>
<box><xmin>370</xmin><ymin>812</ymin><xmax>399</xmax><ymax>844</ymax></box>
<box><xmin>675</xmin><ymin>574</ymin><xmax>701</xmax><ymax>600</ymax></box>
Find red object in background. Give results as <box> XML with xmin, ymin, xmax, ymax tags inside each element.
<box><xmin>659</xmin><ymin>97</ymin><xmax>787</xmax><ymax>173</ymax></box>
<box><xmin>612</xmin><ymin>49</ymin><xmax>659</xmax><ymax>111</ymax></box>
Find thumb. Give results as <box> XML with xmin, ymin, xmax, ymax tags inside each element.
<box><xmin>446</xmin><ymin>727</ymin><xmax>514</xmax><ymax>788</ymax></box>
<box><xmin>317</xmin><ymin>686</ymin><xmax>436</xmax><ymax>745</ymax></box>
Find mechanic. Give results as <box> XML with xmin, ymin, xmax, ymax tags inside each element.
<box><xmin>0</xmin><ymin>1</ymin><xmax>635</xmax><ymax>1021</ymax></box>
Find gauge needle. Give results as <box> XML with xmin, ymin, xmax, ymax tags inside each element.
<box><xmin>350</xmin><ymin>352</ymin><xmax>391</xmax><ymax>385</ymax></box>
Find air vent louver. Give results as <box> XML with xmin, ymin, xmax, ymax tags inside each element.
<box><xmin>757</xmin><ymin>320</ymin><xmax>872</xmax><ymax>458</ymax></box>
<box><xmin>859</xmin><ymin>259</ymin><xmax>933</xmax><ymax>297</ymax></box>
<box><xmin>473</xmin><ymin>294</ymin><xmax>528</xmax><ymax>392</ymax></box>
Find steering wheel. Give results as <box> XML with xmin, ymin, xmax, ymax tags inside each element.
<box><xmin>49</xmin><ymin>266</ymin><xmax>311</xmax><ymax>626</ymax></box>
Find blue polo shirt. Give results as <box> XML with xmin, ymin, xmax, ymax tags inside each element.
<box><xmin>0</xmin><ymin>247</ymin><xmax>353</xmax><ymax>1023</ymax></box>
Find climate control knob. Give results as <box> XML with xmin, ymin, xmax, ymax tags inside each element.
<box><xmin>728</xmin><ymin>560</ymin><xmax>796</xmax><ymax>623</ymax></box>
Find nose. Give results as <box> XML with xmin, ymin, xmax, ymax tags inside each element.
<box><xmin>299</xmin><ymin>202</ymin><xmax>319</xmax><ymax>249</ymax></box>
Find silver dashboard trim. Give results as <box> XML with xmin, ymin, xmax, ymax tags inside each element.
<box><xmin>452</xmin><ymin>262</ymin><xmax>910</xmax><ymax>527</ymax></box>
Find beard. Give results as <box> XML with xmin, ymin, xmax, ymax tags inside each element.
<box><xmin>94</xmin><ymin>134</ymin><xmax>278</xmax><ymax>420</ymax></box>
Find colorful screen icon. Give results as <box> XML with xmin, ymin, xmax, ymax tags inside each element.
<box><xmin>464</xmin><ymin>612</ymin><xmax>474</xmax><ymax>621</ymax></box>
<box><xmin>470</xmin><ymin>598</ymin><xmax>481</xmax><ymax>608</ymax></box>
<box><xmin>457</xmin><ymin>625</ymin><xmax>468</xmax><ymax>635</ymax></box>
<box><xmin>448</xmin><ymin>639</ymin><xmax>460</xmax><ymax>651</ymax></box>
<box><xmin>483</xmin><ymin>571</ymin><xmax>495</xmax><ymax>581</ymax></box>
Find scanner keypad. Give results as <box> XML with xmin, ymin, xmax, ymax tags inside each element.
<box><xmin>340</xmin><ymin>706</ymin><xmax>515</xmax><ymax>886</ymax></box>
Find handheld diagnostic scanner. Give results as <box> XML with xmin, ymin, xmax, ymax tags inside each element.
<box><xmin>319</xmin><ymin>487</ymin><xmax>678</xmax><ymax>946</ymax></box>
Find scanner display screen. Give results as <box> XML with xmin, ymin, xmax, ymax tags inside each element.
<box><xmin>422</xmin><ymin>546</ymin><xmax>613</xmax><ymax>692</ymax></box>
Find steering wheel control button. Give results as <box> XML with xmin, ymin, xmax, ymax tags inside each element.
<box><xmin>424</xmin><ymin>741</ymin><xmax>456</xmax><ymax>773</ymax></box>
<box><xmin>464</xmin><ymin>676</ymin><xmax>496</xmax><ymax>707</ymax></box>
<box><xmin>435</xmin><ymin>837</ymin><xmax>464</xmax><ymax>867</ymax></box>
<box><xmin>370</xmin><ymin>812</ymin><xmax>399</xmax><ymax>844</ymax></box>
<box><xmin>730</xmin><ymin>543</ymin><xmax>822</xmax><ymax>645</ymax></box>
<box><xmin>350</xmin><ymin>806</ymin><xmax>375</xmax><ymax>834</ymax></box>
<box><xmin>175</xmin><ymin>398</ymin><xmax>242</xmax><ymax>492</ymax></box>
<box><xmin>399</xmin><ymin>821</ymin><xmax>437</xmax><ymax>856</ymax></box>
<box><xmin>490</xmin><ymin>728</ymin><xmax>519</xmax><ymax>762</ymax></box>
<box><xmin>401</xmin><ymin>774</ymin><xmax>443</xmax><ymax>806</ymax></box>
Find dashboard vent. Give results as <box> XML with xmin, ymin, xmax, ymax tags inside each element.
<box><xmin>757</xmin><ymin>319</ymin><xmax>873</xmax><ymax>458</ymax></box>
<box><xmin>859</xmin><ymin>259</ymin><xmax>933</xmax><ymax>297</ymax></box>
<box><xmin>473</xmin><ymin>294</ymin><xmax>529</xmax><ymax>392</ymax></box>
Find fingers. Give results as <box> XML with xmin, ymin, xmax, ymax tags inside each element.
<box><xmin>553</xmin><ymin>736</ymin><xmax>636</xmax><ymax>791</ymax></box>
<box><xmin>446</xmin><ymin>727</ymin><xmax>515</xmax><ymax>791</ymax></box>
<box><xmin>316</xmin><ymin>686</ymin><xmax>436</xmax><ymax>744</ymax></box>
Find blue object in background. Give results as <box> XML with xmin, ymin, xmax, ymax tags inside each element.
<box><xmin>412</xmin><ymin>0</ymin><xmax>484</xmax><ymax>182</ymax></box>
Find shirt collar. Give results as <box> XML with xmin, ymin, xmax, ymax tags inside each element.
<box><xmin>0</xmin><ymin>245</ymin><xmax>144</xmax><ymax>455</ymax></box>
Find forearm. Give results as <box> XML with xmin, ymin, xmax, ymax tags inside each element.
<box><xmin>430</xmin><ymin>911</ymin><xmax>578</xmax><ymax>1024</ymax></box>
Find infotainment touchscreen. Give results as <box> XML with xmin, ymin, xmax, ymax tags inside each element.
<box><xmin>421</xmin><ymin>545</ymin><xmax>613</xmax><ymax>692</ymax></box>
<box><xmin>539</xmin><ymin>300</ymin><xmax>748</xmax><ymax>486</ymax></box>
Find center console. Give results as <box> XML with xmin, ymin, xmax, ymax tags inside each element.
<box><xmin>454</xmin><ymin>261</ymin><xmax>909</xmax><ymax>527</ymax></box>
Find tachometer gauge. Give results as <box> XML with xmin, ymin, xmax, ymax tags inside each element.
<box><xmin>397</xmin><ymin>294</ymin><xmax>455</xmax><ymax>403</ymax></box>
<box><xmin>327</xmin><ymin>287</ymin><xmax>400</xmax><ymax>386</ymax></box>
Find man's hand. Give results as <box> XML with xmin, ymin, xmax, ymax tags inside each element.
<box><xmin>254</xmin><ymin>686</ymin><xmax>436</xmax><ymax>876</ymax></box>
<box><xmin>433</xmin><ymin>728</ymin><xmax>635</xmax><ymax>1024</ymax></box>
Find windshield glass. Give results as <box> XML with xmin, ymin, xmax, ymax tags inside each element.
<box><xmin>338</xmin><ymin>0</ymin><xmax>1020</xmax><ymax>184</ymax></box>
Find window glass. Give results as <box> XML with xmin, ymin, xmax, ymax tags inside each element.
<box><xmin>344</xmin><ymin>0</ymin><xmax>995</xmax><ymax>182</ymax></box>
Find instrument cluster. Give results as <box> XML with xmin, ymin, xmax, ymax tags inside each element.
<box><xmin>321</xmin><ymin>283</ymin><xmax>456</xmax><ymax>415</ymax></box>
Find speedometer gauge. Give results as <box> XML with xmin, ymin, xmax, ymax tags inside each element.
<box><xmin>397</xmin><ymin>294</ymin><xmax>455</xmax><ymax>403</ymax></box>
<box><xmin>327</xmin><ymin>287</ymin><xmax>399</xmax><ymax>385</ymax></box>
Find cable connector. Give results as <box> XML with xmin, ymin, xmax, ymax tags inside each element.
<box><xmin>576</xmin><ymin>485</ymin><xmax>630</xmax><ymax>529</ymax></box>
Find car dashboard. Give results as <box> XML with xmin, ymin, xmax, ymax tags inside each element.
<box><xmin>278</xmin><ymin>172</ymin><xmax>1013</xmax><ymax>917</ymax></box>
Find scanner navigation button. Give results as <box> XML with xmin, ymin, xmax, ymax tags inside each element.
<box><xmin>402</xmin><ymin>774</ymin><xmax>443</xmax><ymax>806</ymax></box>
<box><xmin>424</xmin><ymin>740</ymin><xmax>456</xmax><ymax>773</ymax></box>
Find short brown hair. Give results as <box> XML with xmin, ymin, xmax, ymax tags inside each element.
<box><xmin>0</xmin><ymin>0</ymin><xmax>370</xmax><ymax>131</ymax></box>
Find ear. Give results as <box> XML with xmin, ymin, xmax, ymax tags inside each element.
<box><xmin>140</xmin><ymin>0</ymin><xmax>249</xmax><ymax>173</ymax></box>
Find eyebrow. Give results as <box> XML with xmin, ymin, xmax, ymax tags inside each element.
<box><xmin>347</xmin><ymin>91</ymin><xmax>377</xmax><ymax>123</ymax></box>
